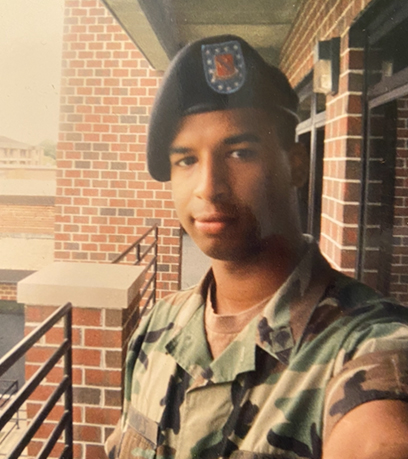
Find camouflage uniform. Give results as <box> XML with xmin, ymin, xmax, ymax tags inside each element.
<box><xmin>106</xmin><ymin>238</ymin><xmax>408</xmax><ymax>458</ymax></box>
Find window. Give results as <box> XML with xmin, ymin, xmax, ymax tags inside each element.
<box><xmin>353</xmin><ymin>0</ymin><xmax>408</xmax><ymax>303</ymax></box>
<box><xmin>296</xmin><ymin>75</ymin><xmax>326</xmax><ymax>240</ymax></box>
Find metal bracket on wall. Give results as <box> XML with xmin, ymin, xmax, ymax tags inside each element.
<box><xmin>313</xmin><ymin>37</ymin><xmax>340</xmax><ymax>95</ymax></box>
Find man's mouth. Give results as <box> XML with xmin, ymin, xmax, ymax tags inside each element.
<box><xmin>193</xmin><ymin>213</ymin><xmax>236</xmax><ymax>234</ymax></box>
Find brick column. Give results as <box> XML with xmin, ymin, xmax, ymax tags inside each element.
<box><xmin>18</xmin><ymin>262</ymin><xmax>144</xmax><ymax>458</ymax></box>
<box><xmin>318</xmin><ymin>41</ymin><xmax>364</xmax><ymax>276</ymax></box>
<box><xmin>57</xmin><ymin>0</ymin><xmax>181</xmax><ymax>299</ymax></box>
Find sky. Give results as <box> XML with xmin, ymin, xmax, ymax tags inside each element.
<box><xmin>0</xmin><ymin>0</ymin><xmax>64</xmax><ymax>146</ymax></box>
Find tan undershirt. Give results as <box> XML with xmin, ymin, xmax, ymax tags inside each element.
<box><xmin>204</xmin><ymin>283</ymin><xmax>272</xmax><ymax>359</ymax></box>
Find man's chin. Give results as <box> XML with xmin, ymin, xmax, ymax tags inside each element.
<box><xmin>197</xmin><ymin>240</ymin><xmax>263</xmax><ymax>263</ymax></box>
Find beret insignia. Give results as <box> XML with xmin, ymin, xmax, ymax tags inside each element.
<box><xmin>201</xmin><ymin>40</ymin><xmax>246</xmax><ymax>94</ymax></box>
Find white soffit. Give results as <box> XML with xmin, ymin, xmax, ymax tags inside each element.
<box><xmin>101</xmin><ymin>0</ymin><xmax>302</xmax><ymax>70</ymax></box>
<box><xmin>103</xmin><ymin>0</ymin><xmax>170</xmax><ymax>70</ymax></box>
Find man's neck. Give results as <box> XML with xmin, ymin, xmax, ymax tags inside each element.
<box><xmin>210</xmin><ymin>236</ymin><xmax>305</xmax><ymax>315</ymax></box>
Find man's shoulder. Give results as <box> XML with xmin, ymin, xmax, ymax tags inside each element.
<box><xmin>126</xmin><ymin>284</ymin><xmax>205</xmax><ymax>361</ymax></box>
<box><xmin>143</xmin><ymin>284</ymin><xmax>205</xmax><ymax>330</ymax></box>
<box><xmin>300</xmin><ymin>267</ymin><xmax>408</xmax><ymax>350</ymax></box>
<box><xmin>157</xmin><ymin>285</ymin><xmax>199</xmax><ymax>308</ymax></box>
<box><xmin>311</xmin><ymin>269</ymin><xmax>408</xmax><ymax>351</ymax></box>
<box><xmin>326</xmin><ymin>268</ymin><xmax>407</xmax><ymax>315</ymax></box>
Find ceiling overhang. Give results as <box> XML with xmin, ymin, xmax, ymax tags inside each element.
<box><xmin>102</xmin><ymin>0</ymin><xmax>302</xmax><ymax>71</ymax></box>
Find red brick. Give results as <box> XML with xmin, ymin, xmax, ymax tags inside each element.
<box><xmin>85</xmin><ymin>407</ymin><xmax>121</xmax><ymax>425</ymax></box>
<box><xmin>26</xmin><ymin>346</ymin><xmax>57</xmax><ymax>363</ymax></box>
<box><xmin>74</xmin><ymin>424</ymin><xmax>102</xmax><ymax>443</ymax></box>
<box><xmin>73</xmin><ymin>348</ymin><xmax>102</xmax><ymax>366</ymax></box>
<box><xmin>72</xmin><ymin>308</ymin><xmax>102</xmax><ymax>326</ymax></box>
<box><xmin>85</xmin><ymin>445</ymin><xmax>109</xmax><ymax>458</ymax></box>
<box><xmin>84</xmin><ymin>329</ymin><xmax>122</xmax><ymax>348</ymax></box>
<box><xmin>85</xmin><ymin>368</ymin><xmax>122</xmax><ymax>386</ymax></box>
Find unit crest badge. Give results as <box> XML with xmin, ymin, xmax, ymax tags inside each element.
<box><xmin>201</xmin><ymin>40</ymin><xmax>246</xmax><ymax>94</ymax></box>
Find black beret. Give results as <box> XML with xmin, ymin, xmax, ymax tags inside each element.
<box><xmin>147</xmin><ymin>35</ymin><xmax>299</xmax><ymax>182</ymax></box>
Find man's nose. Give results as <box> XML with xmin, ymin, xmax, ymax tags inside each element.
<box><xmin>193</xmin><ymin>155</ymin><xmax>229</xmax><ymax>202</ymax></box>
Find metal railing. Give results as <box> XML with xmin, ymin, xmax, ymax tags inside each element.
<box><xmin>112</xmin><ymin>224</ymin><xmax>158</xmax><ymax>318</ymax></box>
<box><xmin>0</xmin><ymin>303</ymin><xmax>73</xmax><ymax>459</ymax></box>
<box><xmin>0</xmin><ymin>380</ymin><xmax>20</xmax><ymax>446</ymax></box>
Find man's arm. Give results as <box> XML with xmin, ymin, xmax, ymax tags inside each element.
<box><xmin>323</xmin><ymin>399</ymin><xmax>408</xmax><ymax>459</ymax></box>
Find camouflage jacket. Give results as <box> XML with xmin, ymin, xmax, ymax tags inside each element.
<box><xmin>106</xmin><ymin>240</ymin><xmax>408</xmax><ymax>459</ymax></box>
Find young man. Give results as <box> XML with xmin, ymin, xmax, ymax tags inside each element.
<box><xmin>106</xmin><ymin>35</ymin><xmax>408</xmax><ymax>459</ymax></box>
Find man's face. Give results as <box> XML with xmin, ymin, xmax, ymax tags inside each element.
<box><xmin>169</xmin><ymin>108</ymin><xmax>306</xmax><ymax>262</ymax></box>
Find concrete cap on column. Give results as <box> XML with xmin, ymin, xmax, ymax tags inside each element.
<box><xmin>17</xmin><ymin>262</ymin><xmax>146</xmax><ymax>309</ymax></box>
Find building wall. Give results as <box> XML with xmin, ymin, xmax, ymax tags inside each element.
<box><xmin>391</xmin><ymin>97</ymin><xmax>408</xmax><ymax>304</ymax></box>
<box><xmin>0</xmin><ymin>175</ymin><xmax>56</xmax><ymax>289</ymax></box>
<box><xmin>0</xmin><ymin>166</ymin><xmax>56</xmax><ymax>180</ymax></box>
<box><xmin>0</xmin><ymin>188</ymin><xmax>55</xmax><ymax>274</ymax></box>
<box><xmin>280</xmin><ymin>0</ymin><xmax>374</xmax><ymax>276</ymax></box>
<box><xmin>0</xmin><ymin>147</ymin><xmax>44</xmax><ymax>166</ymax></box>
<box><xmin>56</xmin><ymin>0</ymin><xmax>181</xmax><ymax>298</ymax></box>
<box><xmin>0</xmin><ymin>283</ymin><xmax>17</xmax><ymax>301</ymax></box>
<box><xmin>1</xmin><ymin>204</ymin><xmax>54</xmax><ymax>235</ymax></box>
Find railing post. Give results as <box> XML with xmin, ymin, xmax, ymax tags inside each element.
<box><xmin>15</xmin><ymin>381</ymin><xmax>19</xmax><ymax>429</ymax></box>
<box><xmin>112</xmin><ymin>224</ymin><xmax>159</xmax><ymax>314</ymax></box>
<box><xmin>153</xmin><ymin>225</ymin><xmax>158</xmax><ymax>305</ymax></box>
<box><xmin>136</xmin><ymin>244</ymin><xmax>141</xmax><ymax>264</ymax></box>
<box><xmin>64</xmin><ymin>307</ymin><xmax>73</xmax><ymax>457</ymax></box>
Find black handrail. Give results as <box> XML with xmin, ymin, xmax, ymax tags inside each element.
<box><xmin>0</xmin><ymin>380</ymin><xmax>19</xmax><ymax>411</ymax></box>
<box><xmin>0</xmin><ymin>380</ymin><xmax>20</xmax><ymax>447</ymax></box>
<box><xmin>112</xmin><ymin>224</ymin><xmax>158</xmax><ymax>317</ymax></box>
<box><xmin>0</xmin><ymin>302</ymin><xmax>73</xmax><ymax>459</ymax></box>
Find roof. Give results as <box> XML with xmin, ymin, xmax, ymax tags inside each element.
<box><xmin>0</xmin><ymin>136</ymin><xmax>35</xmax><ymax>150</ymax></box>
<box><xmin>0</xmin><ymin>269</ymin><xmax>35</xmax><ymax>284</ymax></box>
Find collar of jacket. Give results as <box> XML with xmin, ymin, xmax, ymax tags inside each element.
<box><xmin>165</xmin><ymin>237</ymin><xmax>334</xmax><ymax>383</ymax></box>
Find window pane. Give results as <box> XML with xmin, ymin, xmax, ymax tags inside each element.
<box><xmin>298</xmin><ymin>95</ymin><xmax>312</xmax><ymax>122</ymax></box>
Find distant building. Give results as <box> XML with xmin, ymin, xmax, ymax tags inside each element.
<box><xmin>0</xmin><ymin>166</ymin><xmax>56</xmax><ymax>390</ymax></box>
<box><xmin>0</xmin><ymin>135</ymin><xmax>44</xmax><ymax>166</ymax></box>
<box><xmin>0</xmin><ymin>166</ymin><xmax>56</xmax><ymax>302</ymax></box>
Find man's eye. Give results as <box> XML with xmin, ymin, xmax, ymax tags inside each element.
<box><xmin>173</xmin><ymin>156</ymin><xmax>197</xmax><ymax>167</ymax></box>
<box><xmin>229</xmin><ymin>149</ymin><xmax>257</xmax><ymax>160</ymax></box>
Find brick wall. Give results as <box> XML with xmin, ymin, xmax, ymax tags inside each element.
<box><xmin>281</xmin><ymin>0</ymin><xmax>374</xmax><ymax>275</ymax></box>
<box><xmin>0</xmin><ymin>283</ymin><xmax>17</xmax><ymax>301</ymax></box>
<box><xmin>56</xmin><ymin>0</ymin><xmax>181</xmax><ymax>298</ymax></box>
<box><xmin>391</xmin><ymin>98</ymin><xmax>408</xmax><ymax>303</ymax></box>
<box><xmin>0</xmin><ymin>205</ymin><xmax>54</xmax><ymax>235</ymax></box>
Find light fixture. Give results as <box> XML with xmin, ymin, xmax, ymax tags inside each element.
<box><xmin>313</xmin><ymin>37</ymin><xmax>340</xmax><ymax>95</ymax></box>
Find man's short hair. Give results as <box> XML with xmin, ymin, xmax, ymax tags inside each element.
<box><xmin>147</xmin><ymin>35</ymin><xmax>299</xmax><ymax>182</ymax></box>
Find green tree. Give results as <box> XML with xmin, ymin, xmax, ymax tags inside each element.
<box><xmin>39</xmin><ymin>139</ymin><xmax>56</xmax><ymax>159</ymax></box>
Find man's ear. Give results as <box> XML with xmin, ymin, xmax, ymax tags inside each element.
<box><xmin>288</xmin><ymin>142</ymin><xmax>309</xmax><ymax>188</ymax></box>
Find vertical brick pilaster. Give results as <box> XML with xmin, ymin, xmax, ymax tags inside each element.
<box><xmin>318</xmin><ymin>42</ymin><xmax>364</xmax><ymax>276</ymax></box>
<box><xmin>71</xmin><ymin>299</ymin><xmax>139</xmax><ymax>458</ymax></box>
<box><xmin>57</xmin><ymin>0</ymin><xmax>181</xmax><ymax>298</ymax></box>
<box><xmin>390</xmin><ymin>97</ymin><xmax>408</xmax><ymax>304</ymax></box>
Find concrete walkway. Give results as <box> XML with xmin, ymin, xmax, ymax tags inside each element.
<box><xmin>0</xmin><ymin>405</ymin><xmax>27</xmax><ymax>458</ymax></box>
